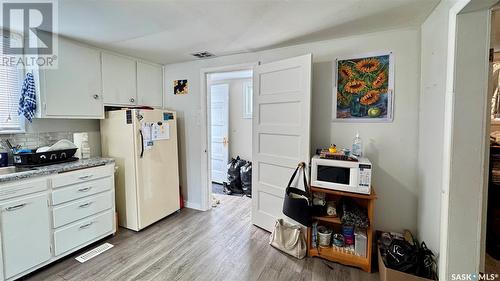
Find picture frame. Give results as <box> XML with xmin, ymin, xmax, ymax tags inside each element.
<box><xmin>332</xmin><ymin>51</ymin><xmax>394</xmax><ymax>122</ymax></box>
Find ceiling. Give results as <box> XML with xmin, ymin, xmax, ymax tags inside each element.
<box><xmin>51</xmin><ymin>0</ymin><xmax>439</xmax><ymax>64</ymax></box>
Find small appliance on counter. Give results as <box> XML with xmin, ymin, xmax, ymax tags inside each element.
<box><xmin>311</xmin><ymin>155</ymin><xmax>372</xmax><ymax>194</ymax></box>
<box><xmin>12</xmin><ymin>139</ymin><xmax>78</xmax><ymax>167</ymax></box>
<box><xmin>73</xmin><ymin>132</ymin><xmax>91</xmax><ymax>159</ymax></box>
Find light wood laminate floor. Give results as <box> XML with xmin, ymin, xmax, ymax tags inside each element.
<box><xmin>24</xmin><ymin>195</ymin><xmax>379</xmax><ymax>281</ymax></box>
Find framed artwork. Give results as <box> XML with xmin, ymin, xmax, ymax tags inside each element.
<box><xmin>333</xmin><ymin>52</ymin><xmax>394</xmax><ymax>122</ymax></box>
<box><xmin>174</xmin><ymin>79</ymin><xmax>188</xmax><ymax>95</ymax></box>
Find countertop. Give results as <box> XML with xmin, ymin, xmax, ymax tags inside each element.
<box><xmin>0</xmin><ymin>158</ymin><xmax>115</xmax><ymax>183</ymax></box>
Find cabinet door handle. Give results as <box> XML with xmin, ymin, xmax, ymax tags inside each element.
<box><xmin>130</xmin><ymin>97</ymin><xmax>135</xmax><ymax>103</ymax></box>
<box><xmin>6</xmin><ymin>203</ymin><xmax>26</xmax><ymax>211</ymax></box>
<box><xmin>77</xmin><ymin>186</ymin><xmax>92</xmax><ymax>192</ymax></box>
<box><xmin>78</xmin><ymin>202</ymin><xmax>93</xmax><ymax>208</ymax></box>
<box><xmin>93</xmin><ymin>94</ymin><xmax>99</xmax><ymax>100</ymax></box>
<box><xmin>79</xmin><ymin>222</ymin><xmax>94</xmax><ymax>229</ymax></box>
<box><xmin>78</xmin><ymin>175</ymin><xmax>93</xmax><ymax>180</ymax></box>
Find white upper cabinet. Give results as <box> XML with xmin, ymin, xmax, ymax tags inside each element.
<box><xmin>102</xmin><ymin>53</ymin><xmax>137</xmax><ymax>106</ymax></box>
<box><xmin>40</xmin><ymin>38</ymin><xmax>103</xmax><ymax>118</ymax></box>
<box><xmin>137</xmin><ymin>61</ymin><xmax>163</xmax><ymax>108</ymax></box>
<box><xmin>36</xmin><ymin>36</ymin><xmax>163</xmax><ymax>119</ymax></box>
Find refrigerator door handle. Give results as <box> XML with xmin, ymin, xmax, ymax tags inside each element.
<box><xmin>139</xmin><ymin>129</ymin><xmax>144</xmax><ymax>158</ymax></box>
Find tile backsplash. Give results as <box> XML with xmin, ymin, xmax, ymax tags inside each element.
<box><xmin>0</xmin><ymin>131</ymin><xmax>102</xmax><ymax>158</ymax></box>
<box><xmin>0</xmin><ymin>132</ymin><xmax>74</xmax><ymax>149</ymax></box>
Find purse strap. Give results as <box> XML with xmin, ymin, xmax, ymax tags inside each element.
<box><xmin>286</xmin><ymin>162</ymin><xmax>310</xmax><ymax>197</ymax></box>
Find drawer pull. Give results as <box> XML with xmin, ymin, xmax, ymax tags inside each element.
<box><xmin>78</xmin><ymin>202</ymin><xmax>93</xmax><ymax>208</ymax></box>
<box><xmin>79</xmin><ymin>222</ymin><xmax>94</xmax><ymax>229</ymax></box>
<box><xmin>78</xmin><ymin>186</ymin><xmax>92</xmax><ymax>192</ymax></box>
<box><xmin>78</xmin><ymin>175</ymin><xmax>94</xmax><ymax>180</ymax></box>
<box><xmin>6</xmin><ymin>203</ymin><xmax>27</xmax><ymax>211</ymax></box>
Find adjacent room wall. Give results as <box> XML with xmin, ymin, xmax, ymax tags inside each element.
<box><xmin>227</xmin><ymin>78</ymin><xmax>252</xmax><ymax>161</ymax></box>
<box><xmin>164</xmin><ymin>27</ymin><xmax>421</xmax><ymax>233</ymax></box>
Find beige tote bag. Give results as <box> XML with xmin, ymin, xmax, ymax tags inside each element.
<box><xmin>269</xmin><ymin>219</ymin><xmax>307</xmax><ymax>259</ymax></box>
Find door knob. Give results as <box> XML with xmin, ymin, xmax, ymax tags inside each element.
<box><xmin>223</xmin><ymin>137</ymin><xmax>229</xmax><ymax>146</ymax></box>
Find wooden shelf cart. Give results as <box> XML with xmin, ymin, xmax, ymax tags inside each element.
<box><xmin>307</xmin><ymin>186</ymin><xmax>377</xmax><ymax>272</ymax></box>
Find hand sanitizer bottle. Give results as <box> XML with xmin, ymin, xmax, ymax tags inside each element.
<box><xmin>352</xmin><ymin>132</ymin><xmax>363</xmax><ymax>157</ymax></box>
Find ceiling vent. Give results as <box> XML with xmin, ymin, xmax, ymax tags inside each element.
<box><xmin>191</xmin><ymin>51</ymin><xmax>215</xmax><ymax>59</ymax></box>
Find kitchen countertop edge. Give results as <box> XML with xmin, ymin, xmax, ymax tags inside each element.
<box><xmin>0</xmin><ymin>158</ymin><xmax>115</xmax><ymax>184</ymax></box>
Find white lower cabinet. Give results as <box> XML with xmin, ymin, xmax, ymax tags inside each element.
<box><xmin>0</xmin><ymin>193</ymin><xmax>51</xmax><ymax>279</ymax></box>
<box><xmin>0</xmin><ymin>164</ymin><xmax>115</xmax><ymax>281</ymax></box>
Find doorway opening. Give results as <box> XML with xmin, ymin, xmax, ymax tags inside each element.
<box><xmin>206</xmin><ymin>69</ymin><xmax>253</xmax><ymax>207</ymax></box>
<box><xmin>485</xmin><ymin>7</ymin><xmax>500</xmax><ymax>275</ymax></box>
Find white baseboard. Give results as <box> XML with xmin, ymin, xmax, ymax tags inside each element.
<box><xmin>184</xmin><ymin>200</ymin><xmax>203</xmax><ymax>211</ymax></box>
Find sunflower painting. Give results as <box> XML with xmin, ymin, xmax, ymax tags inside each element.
<box><xmin>334</xmin><ymin>52</ymin><xmax>394</xmax><ymax>122</ymax></box>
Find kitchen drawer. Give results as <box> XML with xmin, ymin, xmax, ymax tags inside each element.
<box><xmin>54</xmin><ymin>210</ymin><xmax>114</xmax><ymax>256</ymax></box>
<box><xmin>52</xmin><ymin>165</ymin><xmax>113</xmax><ymax>188</ymax></box>
<box><xmin>0</xmin><ymin>179</ymin><xmax>48</xmax><ymax>201</ymax></box>
<box><xmin>52</xmin><ymin>177</ymin><xmax>112</xmax><ymax>205</ymax></box>
<box><xmin>52</xmin><ymin>191</ymin><xmax>113</xmax><ymax>228</ymax></box>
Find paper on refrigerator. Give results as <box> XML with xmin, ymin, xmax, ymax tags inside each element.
<box><xmin>152</xmin><ymin>123</ymin><xmax>170</xmax><ymax>140</ymax></box>
<box><xmin>141</xmin><ymin>122</ymin><xmax>154</xmax><ymax>150</ymax></box>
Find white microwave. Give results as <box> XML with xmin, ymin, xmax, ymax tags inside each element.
<box><xmin>311</xmin><ymin>155</ymin><xmax>372</xmax><ymax>194</ymax></box>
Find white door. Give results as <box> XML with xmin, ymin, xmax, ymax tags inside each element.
<box><xmin>137</xmin><ymin>61</ymin><xmax>163</xmax><ymax>107</ymax></box>
<box><xmin>0</xmin><ymin>193</ymin><xmax>51</xmax><ymax>279</ymax></box>
<box><xmin>210</xmin><ymin>84</ymin><xmax>229</xmax><ymax>184</ymax></box>
<box><xmin>43</xmin><ymin>38</ymin><xmax>103</xmax><ymax>118</ymax></box>
<box><xmin>252</xmin><ymin>54</ymin><xmax>312</xmax><ymax>231</ymax></box>
<box><xmin>102</xmin><ymin>53</ymin><xmax>137</xmax><ymax>106</ymax></box>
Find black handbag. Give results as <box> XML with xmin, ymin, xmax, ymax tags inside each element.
<box><xmin>282</xmin><ymin>162</ymin><xmax>312</xmax><ymax>226</ymax></box>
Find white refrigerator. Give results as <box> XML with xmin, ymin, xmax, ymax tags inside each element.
<box><xmin>100</xmin><ymin>109</ymin><xmax>180</xmax><ymax>231</ymax></box>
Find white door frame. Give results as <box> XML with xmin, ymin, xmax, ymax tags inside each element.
<box><xmin>200</xmin><ymin>62</ymin><xmax>258</xmax><ymax>211</ymax></box>
<box><xmin>440</xmin><ymin>0</ymin><xmax>495</xmax><ymax>278</ymax></box>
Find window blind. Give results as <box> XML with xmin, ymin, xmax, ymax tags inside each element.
<box><xmin>0</xmin><ymin>35</ymin><xmax>24</xmax><ymax>132</ymax></box>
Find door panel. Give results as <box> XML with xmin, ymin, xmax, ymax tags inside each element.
<box><xmin>137</xmin><ymin>61</ymin><xmax>163</xmax><ymax>107</ymax></box>
<box><xmin>252</xmin><ymin>54</ymin><xmax>312</xmax><ymax>231</ymax></box>
<box><xmin>210</xmin><ymin>84</ymin><xmax>229</xmax><ymax>184</ymax></box>
<box><xmin>102</xmin><ymin>53</ymin><xmax>137</xmax><ymax>106</ymax></box>
<box><xmin>1</xmin><ymin>193</ymin><xmax>51</xmax><ymax>279</ymax></box>
<box><xmin>43</xmin><ymin>38</ymin><xmax>103</xmax><ymax>118</ymax></box>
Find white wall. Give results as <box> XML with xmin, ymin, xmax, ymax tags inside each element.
<box><xmin>164</xmin><ymin>27</ymin><xmax>421</xmax><ymax>233</ymax></box>
<box><xmin>417</xmin><ymin>0</ymin><xmax>457</xmax><ymax>256</ymax></box>
<box><xmin>26</xmin><ymin>119</ymin><xmax>100</xmax><ymax>133</ymax></box>
<box><xmin>227</xmin><ymin>78</ymin><xmax>252</xmax><ymax>161</ymax></box>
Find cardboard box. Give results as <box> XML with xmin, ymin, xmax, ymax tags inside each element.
<box><xmin>378</xmin><ymin>247</ymin><xmax>433</xmax><ymax>281</ymax></box>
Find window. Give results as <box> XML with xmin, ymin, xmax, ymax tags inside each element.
<box><xmin>0</xmin><ymin>35</ymin><xmax>25</xmax><ymax>133</ymax></box>
<box><xmin>243</xmin><ymin>81</ymin><xmax>253</xmax><ymax>119</ymax></box>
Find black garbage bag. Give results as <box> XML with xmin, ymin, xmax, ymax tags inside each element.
<box><xmin>385</xmin><ymin>238</ymin><xmax>418</xmax><ymax>273</ymax></box>
<box><xmin>240</xmin><ymin>162</ymin><xmax>252</xmax><ymax>197</ymax></box>
<box><xmin>224</xmin><ymin>156</ymin><xmax>246</xmax><ymax>194</ymax></box>
<box><xmin>379</xmin><ymin>231</ymin><xmax>437</xmax><ymax>279</ymax></box>
<box><xmin>415</xmin><ymin>242</ymin><xmax>437</xmax><ymax>280</ymax></box>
